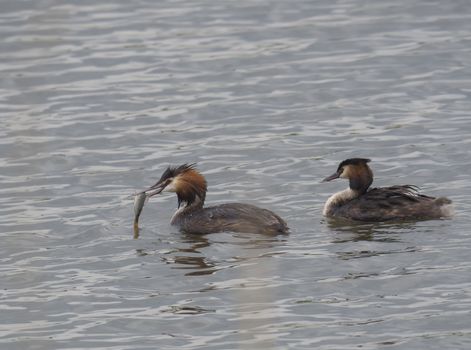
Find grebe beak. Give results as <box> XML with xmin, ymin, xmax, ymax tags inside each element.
<box><xmin>138</xmin><ymin>182</ymin><xmax>165</xmax><ymax>197</ymax></box>
<box><xmin>322</xmin><ymin>172</ymin><xmax>340</xmax><ymax>182</ymax></box>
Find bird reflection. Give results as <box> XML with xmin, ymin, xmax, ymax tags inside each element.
<box><xmin>136</xmin><ymin>231</ymin><xmax>285</xmax><ymax>276</ymax></box>
<box><xmin>325</xmin><ymin>217</ymin><xmax>420</xmax><ymax>243</ymax></box>
<box><xmin>325</xmin><ymin>217</ymin><xmax>419</xmax><ymax>261</ymax></box>
<box><xmin>135</xmin><ymin>230</ymin><xmax>285</xmax><ymax>349</ymax></box>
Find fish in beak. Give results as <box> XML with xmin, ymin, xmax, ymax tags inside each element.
<box><xmin>133</xmin><ymin>181</ymin><xmax>166</xmax><ymax>237</ymax></box>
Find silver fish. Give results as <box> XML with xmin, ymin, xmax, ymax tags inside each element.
<box><xmin>133</xmin><ymin>192</ymin><xmax>148</xmax><ymax>228</ymax></box>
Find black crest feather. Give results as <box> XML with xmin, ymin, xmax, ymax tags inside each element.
<box><xmin>337</xmin><ymin>158</ymin><xmax>371</xmax><ymax>172</ymax></box>
<box><xmin>159</xmin><ymin>163</ymin><xmax>196</xmax><ymax>182</ymax></box>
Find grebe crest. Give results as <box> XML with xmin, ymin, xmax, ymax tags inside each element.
<box><xmin>322</xmin><ymin>158</ymin><xmax>452</xmax><ymax>221</ymax></box>
<box><xmin>156</xmin><ymin>163</ymin><xmax>207</xmax><ymax>208</ymax></box>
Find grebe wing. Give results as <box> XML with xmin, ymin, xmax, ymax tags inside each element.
<box><xmin>365</xmin><ymin>185</ymin><xmax>433</xmax><ymax>201</ymax></box>
<box><xmin>337</xmin><ymin>185</ymin><xmax>445</xmax><ymax>221</ymax></box>
<box><xmin>182</xmin><ymin>203</ymin><xmax>288</xmax><ymax>234</ymax></box>
<box><xmin>206</xmin><ymin>203</ymin><xmax>287</xmax><ymax>227</ymax></box>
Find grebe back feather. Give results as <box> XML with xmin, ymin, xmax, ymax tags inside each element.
<box><xmin>322</xmin><ymin>158</ymin><xmax>452</xmax><ymax>221</ymax></box>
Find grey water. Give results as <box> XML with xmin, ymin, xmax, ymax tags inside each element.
<box><xmin>1</xmin><ymin>0</ymin><xmax>471</xmax><ymax>349</ymax></box>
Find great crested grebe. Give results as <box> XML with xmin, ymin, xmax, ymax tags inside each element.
<box><xmin>321</xmin><ymin>158</ymin><xmax>453</xmax><ymax>221</ymax></box>
<box><xmin>139</xmin><ymin>164</ymin><xmax>288</xmax><ymax>234</ymax></box>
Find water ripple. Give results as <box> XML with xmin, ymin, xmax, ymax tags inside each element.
<box><xmin>1</xmin><ymin>0</ymin><xmax>471</xmax><ymax>349</ymax></box>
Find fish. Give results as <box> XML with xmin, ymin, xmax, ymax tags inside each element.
<box><xmin>133</xmin><ymin>192</ymin><xmax>148</xmax><ymax>235</ymax></box>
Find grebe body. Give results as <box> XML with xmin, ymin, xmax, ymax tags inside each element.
<box><xmin>322</xmin><ymin>158</ymin><xmax>452</xmax><ymax>222</ymax></box>
<box><xmin>140</xmin><ymin>164</ymin><xmax>288</xmax><ymax>235</ymax></box>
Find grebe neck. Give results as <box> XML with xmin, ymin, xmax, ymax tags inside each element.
<box><xmin>323</xmin><ymin>188</ymin><xmax>361</xmax><ymax>216</ymax></box>
<box><xmin>171</xmin><ymin>197</ymin><xmax>204</xmax><ymax>224</ymax></box>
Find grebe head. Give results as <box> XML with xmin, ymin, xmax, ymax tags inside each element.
<box><xmin>140</xmin><ymin>163</ymin><xmax>207</xmax><ymax>207</ymax></box>
<box><xmin>322</xmin><ymin>158</ymin><xmax>373</xmax><ymax>193</ymax></box>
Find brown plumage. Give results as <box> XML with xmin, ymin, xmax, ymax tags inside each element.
<box><xmin>140</xmin><ymin>164</ymin><xmax>288</xmax><ymax>235</ymax></box>
<box><xmin>322</xmin><ymin>158</ymin><xmax>453</xmax><ymax>221</ymax></box>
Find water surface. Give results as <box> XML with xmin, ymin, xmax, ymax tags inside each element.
<box><xmin>1</xmin><ymin>0</ymin><xmax>471</xmax><ymax>349</ymax></box>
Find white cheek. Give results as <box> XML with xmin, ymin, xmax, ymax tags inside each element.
<box><xmin>164</xmin><ymin>181</ymin><xmax>177</xmax><ymax>193</ymax></box>
<box><xmin>339</xmin><ymin>167</ymin><xmax>349</xmax><ymax>179</ymax></box>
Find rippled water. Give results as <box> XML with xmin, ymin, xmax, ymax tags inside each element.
<box><xmin>1</xmin><ymin>0</ymin><xmax>471</xmax><ymax>349</ymax></box>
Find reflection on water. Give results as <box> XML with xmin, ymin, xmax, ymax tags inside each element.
<box><xmin>161</xmin><ymin>305</ymin><xmax>215</xmax><ymax>315</ymax></box>
<box><xmin>168</xmin><ymin>236</ymin><xmax>216</xmax><ymax>276</ymax></box>
<box><xmin>326</xmin><ymin>217</ymin><xmax>426</xmax><ymax>242</ymax></box>
<box><xmin>336</xmin><ymin>246</ymin><xmax>418</xmax><ymax>260</ymax></box>
<box><xmin>135</xmin><ymin>232</ymin><xmax>287</xmax><ymax>277</ymax></box>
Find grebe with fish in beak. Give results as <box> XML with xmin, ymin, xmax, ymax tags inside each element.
<box><xmin>135</xmin><ymin>164</ymin><xmax>288</xmax><ymax>235</ymax></box>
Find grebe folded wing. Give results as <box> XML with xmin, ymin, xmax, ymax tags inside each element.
<box><xmin>177</xmin><ymin>203</ymin><xmax>288</xmax><ymax>235</ymax></box>
<box><xmin>332</xmin><ymin>185</ymin><xmax>447</xmax><ymax>221</ymax></box>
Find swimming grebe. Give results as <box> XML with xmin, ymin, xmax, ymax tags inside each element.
<box><xmin>139</xmin><ymin>164</ymin><xmax>288</xmax><ymax>234</ymax></box>
<box><xmin>322</xmin><ymin>158</ymin><xmax>453</xmax><ymax>221</ymax></box>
